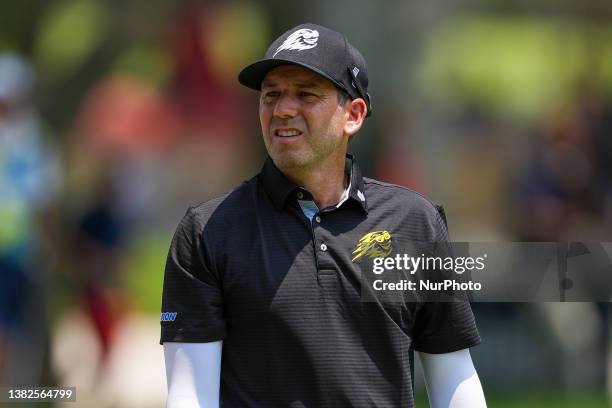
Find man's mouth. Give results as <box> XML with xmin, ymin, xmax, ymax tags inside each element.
<box><xmin>274</xmin><ymin>129</ymin><xmax>303</xmax><ymax>137</ymax></box>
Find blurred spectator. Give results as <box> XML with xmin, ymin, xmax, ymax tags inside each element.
<box><xmin>167</xmin><ymin>2</ymin><xmax>261</xmax><ymax>142</ymax></box>
<box><xmin>515</xmin><ymin>90</ymin><xmax>612</xmax><ymax>241</ymax></box>
<box><xmin>0</xmin><ymin>53</ymin><xmax>61</xmax><ymax>384</ymax></box>
<box><xmin>375</xmin><ymin>109</ymin><xmax>428</xmax><ymax>194</ymax></box>
<box><xmin>72</xmin><ymin>174</ymin><xmax>128</xmax><ymax>363</ymax></box>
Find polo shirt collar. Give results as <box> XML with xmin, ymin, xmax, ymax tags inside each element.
<box><xmin>260</xmin><ymin>157</ymin><xmax>298</xmax><ymax>209</ymax></box>
<box><xmin>346</xmin><ymin>154</ymin><xmax>368</xmax><ymax>213</ymax></box>
<box><xmin>259</xmin><ymin>154</ymin><xmax>368</xmax><ymax>213</ymax></box>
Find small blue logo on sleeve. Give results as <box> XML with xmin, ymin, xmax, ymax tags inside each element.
<box><xmin>160</xmin><ymin>312</ymin><xmax>177</xmax><ymax>322</ymax></box>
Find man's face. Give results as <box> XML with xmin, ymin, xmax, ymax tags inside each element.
<box><xmin>259</xmin><ymin>65</ymin><xmax>350</xmax><ymax>173</ymax></box>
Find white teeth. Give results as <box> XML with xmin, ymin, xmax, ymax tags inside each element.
<box><xmin>276</xmin><ymin>130</ymin><xmax>301</xmax><ymax>137</ymax></box>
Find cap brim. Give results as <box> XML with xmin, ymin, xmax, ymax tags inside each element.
<box><xmin>238</xmin><ymin>58</ymin><xmax>347</xmax><ymax>94</ymax></box>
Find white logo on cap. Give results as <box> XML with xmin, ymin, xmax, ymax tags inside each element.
<box><xmin>273</xmin><ymin>29</ymin><xmax>319</xmax><ymax>57</ymax></box>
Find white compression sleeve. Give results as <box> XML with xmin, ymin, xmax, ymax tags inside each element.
<box><xmin>164</xmin><ymin>341</ymin><xmax>223</xmax><ymax>408</ymax></box>
<box><xmin>418</xmin><ymin>349</ymin><xmax>487</xmax><ymax>408</ymax></box>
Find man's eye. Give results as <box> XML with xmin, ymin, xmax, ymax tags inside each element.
<box><xmin>263</xmin><ymin>92</ymin><xmax>279</xmax><ymax>98</ymax></box>
<box><xmin>300</xmin><ymin>92</ymin><xmax>316</xmax><ymax>98</ymax></box>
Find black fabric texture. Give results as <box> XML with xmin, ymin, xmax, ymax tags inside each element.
<box><xmin>160</xmin><ymin>155</ymin><xmax>480</xmax><ymax>407</ymax></box>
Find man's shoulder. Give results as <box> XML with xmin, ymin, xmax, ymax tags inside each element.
<box><xmin>363</xmin><ymin>177</ymin><xmax>441</xmax><ymax>211</ymax></box>
<box><xmin>184</xmin><ymin>177</ymin><xmax>258</xmax><ymax>226</ymax></box>
<box><xmin>363</xmin><ymin>177</ymin><xmax>447</xmax><ymax>226</ymax></box>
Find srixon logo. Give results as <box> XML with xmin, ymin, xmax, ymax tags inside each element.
<box><xmin>160</xmin><ymin>312</ymin><xmax>177</xmax><ymax>322</ymax></box>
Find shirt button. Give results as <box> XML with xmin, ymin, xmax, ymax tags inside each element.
<box><xmin>320</xmin><ymin>243</ymin><xmax>328</xmax><ymax>252</ymax></box>
<box><xmin>297</xmin><ymin>192</ymin><xmax>304</xmax><ymax>199</ymax></box>
<box><xmin>315</xmin><ymin>215</ymin><xmax>321</xmax><ymax>223</ymax></box>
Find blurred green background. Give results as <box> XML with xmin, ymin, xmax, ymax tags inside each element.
<box><xmin>1</xmin><ymin>0</ymin><xmax>612</xmax><ymax>407</ymax></box>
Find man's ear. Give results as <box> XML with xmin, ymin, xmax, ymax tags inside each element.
<box><xmin>344</xmin><ymin>98</ymin><xmax>367</xmax><ymax>137</ymax></box>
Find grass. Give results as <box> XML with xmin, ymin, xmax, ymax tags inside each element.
<box><xmin>415</xmin><ymin>391</ymin><xmax>611</xmax><ymax>407</ymax></box>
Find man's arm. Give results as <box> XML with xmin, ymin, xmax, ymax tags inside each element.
<box><xmin>164</xmin><ymin>341</ymin><xmax>222</xmax><ymax>408</ymax></box>
<box><xmin>418</xmin><ymin>349</ymin><xmax>486</xmax><ymax>408</ymax></box>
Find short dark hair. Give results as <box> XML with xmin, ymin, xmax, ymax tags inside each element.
<box><xmin>337</xmin><ymin>88</ymin><xmax>351</xmax><ymax>106</ymax></box>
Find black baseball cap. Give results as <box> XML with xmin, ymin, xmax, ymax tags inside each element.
<box><xmin>238</xmin><ymin>23</ymin><xmax>372</xmax><ymax>117</ymax></box>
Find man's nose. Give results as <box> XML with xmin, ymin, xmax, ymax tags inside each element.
<box><xmin>273</xmin><ymin>94</ymin><xmax>299</xmax><ymax>119</ymax></box>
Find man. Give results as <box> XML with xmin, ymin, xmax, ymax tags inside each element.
<box><xmin>161</xmin><ymin>23</ymin><xmax>487</xmax><ymax>407</ymax></box>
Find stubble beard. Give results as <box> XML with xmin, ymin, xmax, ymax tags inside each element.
<box><xmin>267</xmin><ymin>130</ymin><xmax>345</xmax><ymax>177</ymax></box>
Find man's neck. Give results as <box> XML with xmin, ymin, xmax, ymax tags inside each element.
<box><xmin>281</xmin><ymin>157</ymin><xmax>347</xmax><ymax>209</ymax></box>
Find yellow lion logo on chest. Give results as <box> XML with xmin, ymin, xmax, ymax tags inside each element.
<box><xmin>352</xmin><ymin>230</ymin><xmax>392</xmax><ymax>261</ymax></box>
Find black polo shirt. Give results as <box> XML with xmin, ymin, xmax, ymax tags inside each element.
<box><xmin>160</xmin><ymin>155</ymin><xmax>480</xmax><ymax>408</ymax></box>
